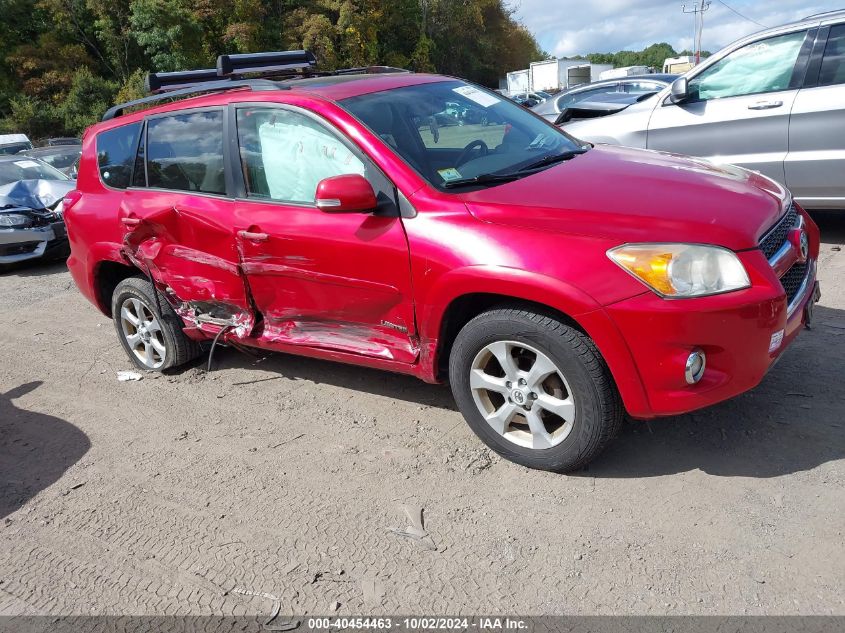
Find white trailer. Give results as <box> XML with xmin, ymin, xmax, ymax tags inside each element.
<box><xmin>589</xmin><ymin>64</ymin><xmax>614</xmax><ymax>81</ymax></box>
<box><xmin>506</xmin><ymin>69</ymin><xmax>530</xmax><ymax>95</ymax></box>
<box><xmin>598</xmin><ymin>65</ymin><xmax>652</xmax><ymax>80</ymax></box>
<box><xmin>529</xmin><ymin>59</ymin><xmax>601</xmax><ymax>92</ymax></box>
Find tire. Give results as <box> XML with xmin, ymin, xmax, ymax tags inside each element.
<box><xmin>111</xmin><ymin>276</ymin><xmax>201</xmax><ymax>371</ymax></box>
<box><xmin>448</xmin><ymin>306</ymin><xmax>623</xmax><ymax>472</ymax></box>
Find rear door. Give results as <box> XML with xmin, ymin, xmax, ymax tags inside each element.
<box><xmin>119</xmin><ymin>108</ymin><xmax>254</xmax><ymax>330</ymax></box>
<box><xmin>646</xmin><ymin>28</ymin><xmax>814</xmax><ymax>184</ymax></box>
<box><xmin>231</xmin><ymin>104</ymin><xmax>418</xmax><ymax>364</ymax></box>
<box><xmin>786</xmin><ymin>23</ymin><xmax>845</xmax><ymax>208</ymax></box>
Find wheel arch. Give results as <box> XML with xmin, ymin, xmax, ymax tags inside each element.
<box><xmin>94</xmin><ymin>259</ymin><xmax>142</xmax><ymax>317</ymax></box>
<box><xmin>419</xmin><ymin>267</ymin><xmax>653</xmax><ymax>417</ymax></box>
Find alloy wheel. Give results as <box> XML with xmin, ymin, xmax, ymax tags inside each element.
<box><xmin>119</xmin><ymin>297</ymin><xmax>167</xmax><ymax>369</ymax></box>
<box><xmin>469</xmin><ymin>340</ymin><xmax>576</xmax><ymax>449</ymax></box>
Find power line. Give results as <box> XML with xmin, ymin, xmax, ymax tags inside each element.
<box><xmin>682</xmin><ymin>1</ymin><xmax>711</xmax><ymax>64</ymax></box>
<box><xmin>715</xmin><ymin>0</ymin><xmax>769</xmax><ymax>28</ymax></box>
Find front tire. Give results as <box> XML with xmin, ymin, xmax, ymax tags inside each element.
<box><xmin>448</xmin><ymin>307</ymin><xmax>623</xmax><ymax>472</ymax></box>
<box><xmin>112</xmin><ymin>277</ymin><xmax>201</xmax><ymax>371</ymax></box>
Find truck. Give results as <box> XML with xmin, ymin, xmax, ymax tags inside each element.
<box><xmin>598</xmin><ymin>65</ymin><xmax>652</xmax><ymax>80</ymax></box>
<box><xmin>529</xmin><ymin>59</ymin><xmax>598</xmax><ymax>92</ymax></box>
<box><xmin>506</xmin><ymin>69</ymin><xmax>529</xmax><ymax>95</ymax></box>
<box><xmin>663</xmin><ymin>55</ymin><xmax>696</xmax><ymax>74</ymax></box>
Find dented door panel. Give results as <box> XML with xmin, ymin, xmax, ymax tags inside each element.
<box><xmin>234</xmin><ymin>200</ymin><xmax>418</xmax><ymax>364</ymax></box>
<box><xmin>119</xmin><ymin>189</ymin><xmax>254</xmax><ymax>333</ymax></box>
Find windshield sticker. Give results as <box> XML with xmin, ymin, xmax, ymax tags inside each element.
<box><xmin>452</xmin><ymin>86</ymin><xmax>500</xmax><ymax>108</ymax></box>
<box><xmin>438</xmin><ymin>168</ymin><xmax>463</xmax><ymax>182</ymax></box>
<box><xmin>13</xmin><ymin>160</ymin><xmax>40</xmax><ymax>169</ymax></box>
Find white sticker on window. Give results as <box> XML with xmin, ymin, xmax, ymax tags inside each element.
<box><xmin>452</xmin><ymin>86</ymin><xmax>500</xmax><ymax>108</ymax></box>
<box><xmin>14</xmin><ymin>160</ymin><xmax>40</xmax><ymax>169</ymax></box>
<box><xmin>438</xmin><ymin>168</ymin><xmax>462</xmax><ymax>182</ymax></box>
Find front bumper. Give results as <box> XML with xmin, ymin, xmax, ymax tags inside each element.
<box><xmin>0</xmin><ymin>221</ymin><xmax>68</xmax><ymax>265</ymax></box>
<box><xmin>605</xmin><ymin>248</ymin><xmax>819</xmax><ymax>419</ymax></box>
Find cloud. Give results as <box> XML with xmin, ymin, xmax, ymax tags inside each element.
<box><xmin>509</xmin><ymin>0</ymin><xmax>842</xmax><ymax>58</ymax></box>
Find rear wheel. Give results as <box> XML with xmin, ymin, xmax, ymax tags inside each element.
<box><xmin>112</xmin><ymin>277</ymin><xmax>201</xmax><ymax>371</ymax></box>
<box><xmin>449</xmin><ymin>307</ymin><xmax>623</xmax><ymax>472</ymax></box>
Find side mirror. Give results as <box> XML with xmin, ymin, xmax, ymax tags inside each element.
<box><xmin>315</xmin><ymin>174</ymin><xmax>377</xmax><ymax>214</ymax></box>
<box><xmin>669</xmin><ymin>77</ymin><xmax>689</xmax><ymax>104</ymax></box>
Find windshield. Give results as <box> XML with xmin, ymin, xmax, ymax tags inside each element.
<box><xmin>0</xmin><ymin>142</ymin><xmax>33</xmax><ymax>155</ymax></box>
<box><xmin>0</xmin><ymin>158</ymin><xmax>69</xmax><ymax>186</ymax></box>
<box><xmin>341</xmin><ymin>80</ymin><xmax>583</xmax><ymax>190</ymax></box>
<box><xmin>38</xmin><ymin>150</ymin><xmax>81</xmax><ymax>169</ymax></box>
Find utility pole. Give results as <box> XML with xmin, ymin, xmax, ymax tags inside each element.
<box><xmin>682</xmin><ymin>1</ymin><xmax>711</xmax><ymax>64</ymax></box>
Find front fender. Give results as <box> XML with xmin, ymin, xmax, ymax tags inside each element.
<box><xmin>417</xmin><ymin>265</ymin><xmax>653</xmax><ymax>417</ymax></box>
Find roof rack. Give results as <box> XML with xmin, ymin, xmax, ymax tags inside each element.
<box><xmin>103</xmin><ymin>50</ymin><xmax>412</xmax><ymax>121</ymax></box>
<box><xmin>102</xmin><ymin>79</ymin><xmax>280</xmax><ymax>121</ymax></box>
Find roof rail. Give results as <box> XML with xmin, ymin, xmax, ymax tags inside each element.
<box><xmin>803</xmin><ymin>9</ymin><xmax>845</xmax><ymax>20</ymax></box>
<box><xmin>333</xmin><ymin>65</ymin><xmax>412</xmax><ymax>76</ymax></box>
<box><xmin>102</xmin><ymin>79</ymin><xmax>281</xmax><ymax>121</ymax></box>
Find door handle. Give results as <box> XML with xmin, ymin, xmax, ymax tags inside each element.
<box><xmin>121</xmin><ymin>217</ymin><xmax>140</xmax><ymax>227</ymax></box>
<box><xmin>748</xmin><ymin>100</ymin><xmax>783</xmax><ymax>110</ymax></box>
<box><xmin>238</xmin><ymin>230</ymin><xmax>269</xmax><ymax>242</ymax></box>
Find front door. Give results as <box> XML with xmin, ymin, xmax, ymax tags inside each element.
<box><xmin>647</xmin><ymin>29</ymin><xmax>812</xmax><ymax>185</ymax></box>
<box><xmin>231</xmin><ymin>105</ymin><xmax>418</xmax><ymax>364</ymax></box>
<box><xmin>786</xmin><ymin>24</ymin><xmax>845</xmax><ymax>208</ymax></box>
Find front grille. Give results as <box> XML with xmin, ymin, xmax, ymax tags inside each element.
<box><xmin>0</xmin><ymin>241</ymin><xmax>40</xmax><ymax>257</ymax></box>
<box><xmin>759</xmin><ymin>204</ymin><xmax>798</xmax><ymax>260</ymax></box>
<box><xmin>780</xmin><ymin>261</ymin><xmax>808</xmax><ymax>305</ymax></box>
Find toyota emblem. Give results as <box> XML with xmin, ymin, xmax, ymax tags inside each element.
<box><xmin>799</xmin><ymin>230</ymin><xmax>809</xmax><ymax>261</ymax></box>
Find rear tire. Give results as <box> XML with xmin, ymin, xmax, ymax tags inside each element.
<box><xmin>112</xmin><ymin>277</ymin><xmax>201</xmax><ymax>371</ymax></box>
<box><xmin>448</xmin><ymin>307</ymin><xmax>623</xmax><ymax>472</ymax></box>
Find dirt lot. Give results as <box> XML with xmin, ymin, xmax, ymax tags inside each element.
<box><xmin>1</xmin><ymin>214</ymin><xmax>844</xmax><ymax>617</ymax></box>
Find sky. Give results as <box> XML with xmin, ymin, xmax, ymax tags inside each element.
<box><xmin>509</xmin><ymin>0</ymin><xmax>844</xmax><ymax>58</ymax></box>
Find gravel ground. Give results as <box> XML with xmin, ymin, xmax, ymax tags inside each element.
<box><xmin>0</xmin><ymin>213</ymin><xmax>843</xmax><ymax>617</ymax></box>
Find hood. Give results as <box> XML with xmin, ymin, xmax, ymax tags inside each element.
<box><xmin>0</xmin><ymin>179</ymin><xmax>75</xmax><ymax>210</ymax></box>
<box><xmin>462</xmin><ymin>145</ymin><xmax>787</xmax><ymax>251</ymax></box>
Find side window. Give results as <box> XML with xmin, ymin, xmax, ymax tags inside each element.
<box><xmin>236</xmin><ymin>108</ymin><xmax>365</xmax><ymax>204</ymax></box>
<box><xmin>96</xmin><ymin>122</ymin><xmax>142</xmax><ymax>189</ymax></box>
<box><xmin>819</xmin><ymin>25</ymin><xmax>845</xmax><ymax>86</ymax></box>
<box><xmin>147</xmin><ymin>110</ymin><xmax>225</xmax><ymax>195</ymax></box>
<box><xmin>689</xmin><ymin>30</ymin><xmax>808</xmax><ymax>101</ymax></box>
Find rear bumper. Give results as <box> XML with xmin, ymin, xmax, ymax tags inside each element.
<box><xmin>605</xmin><ymin>251</ymin><xmax>819</xmax><ymax>419</ymax></box>
<box><xmin>0</xmin><ymin>222</ymin><xmax>67</xmax><ymax>265</ymax></box>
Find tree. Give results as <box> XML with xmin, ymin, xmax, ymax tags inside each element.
<box><xmin>129</xmin><ymin>0</ymin><xmax>205</xmax><ymax>72</ymax></box>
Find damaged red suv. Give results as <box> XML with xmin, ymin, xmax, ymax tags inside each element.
<box><xmin>64</xmin><ymin>51</ymin><xmax>821</xmax><ymax>472</ymax></box>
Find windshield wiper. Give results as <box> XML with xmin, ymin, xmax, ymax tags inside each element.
<box><xmin>518</xmin><ymin>148</ymin><xmax>589</xmax><ymax>172</ymax></box>
<box><xmin>442</xmin><ymin>172</ymin><xmax>525</xmax><ymax>189</ymax></box>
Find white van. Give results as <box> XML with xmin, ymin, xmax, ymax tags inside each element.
<box><xmin>0</xmin><ymin>134</ymin><xmax>34</xmax><ymax>155</ymax></box>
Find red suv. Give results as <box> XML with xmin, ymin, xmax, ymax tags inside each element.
<box><xmin>64</xmin><ymin>52</ymin><xmax>821</xmax><ymax>472</ymax></box>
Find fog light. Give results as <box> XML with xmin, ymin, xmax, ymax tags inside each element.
<box><xmin>685</xmin><ymin>350</ymin><xmax>706</xmax><ymax>385</ymax></box>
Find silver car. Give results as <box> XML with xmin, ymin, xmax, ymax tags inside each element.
<box><xmin>564</xmin><ymin>10</ymin><xmax>845</xmax><ymax>210</ymax></box>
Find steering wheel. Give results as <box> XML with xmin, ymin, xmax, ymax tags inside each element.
<box><xmin>456</xmin><ymin>140</ymin><xmax>489</xmax><ymax>167</ymax></box>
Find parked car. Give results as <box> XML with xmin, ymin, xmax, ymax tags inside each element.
<box><xmin>45</xmin><ymin>137</ymin><xmax>82</xmax><ymax>147</ymax></box>
<box><xmin>21</xmin><ymin>145</ymin><xmax>83</xmax><ymax>176</ymax></box>
<box><xmin>65</xmin><ymin>51</ymin><xmax>820</xmax><ymax>472</ymax></box>
<box><xmin>0</xmin><ymin>156</ymin><xmax>73</xmax><ymax>268</ymax></box>
<box><xmin>0</xmin><ymin>134</ymin><xmax>34</xmax><ymax>155</ymax></box>
<box><xmin>509</xmin><ymin>92</ymin><xmax>549</xmax><ymax>107</ymax></box>
<box><xmin>532</xmin><ymin>75</ymin><xmax>678</xmax><ymax>123</ymax></box>
<box><xmin>563</xmin><ymin>10</ymin><xmax>845</xmax><ymax>211</ymax></box>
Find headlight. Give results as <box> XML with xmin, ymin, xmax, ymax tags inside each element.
<box><xmin>608</xmin><ymin>243</ymin><xmax>751</xmax><ymax>298</ymax></box>
<box><xmin>0</xmin><ymin>213</ymin><xmax>32</xmax><ymax>228</ymax></box>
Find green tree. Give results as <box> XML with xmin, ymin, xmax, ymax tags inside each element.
<box><xmin>59</xmin><ymin>67</ymin><xmax>117</xmax><ymax>133</ymax></box>
<box><xmin>129</xmin><ymin>0</ymin><xmax>205</xmax><ymax>72</ymax></box>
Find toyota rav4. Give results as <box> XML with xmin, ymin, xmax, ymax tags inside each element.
<box><xmin>63</xmin><ymin>51</ymin><xmax>821</xmax><ymax>472</ymax></box>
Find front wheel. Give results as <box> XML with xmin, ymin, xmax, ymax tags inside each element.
<box><xmin>448</xmin><ymin>307</ymin><xmax>623</xmax><ymax>472</ymax></box>
<box><xmin>112</xmin><ymin>277</ymin><xmax>201</xmax><ymax>371</ymax></box>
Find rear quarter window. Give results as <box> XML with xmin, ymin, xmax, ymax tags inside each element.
<box><xmin>97</xmin><ymin>122</ymin><xmax>142</xmax><ymax>189</ymax></box>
